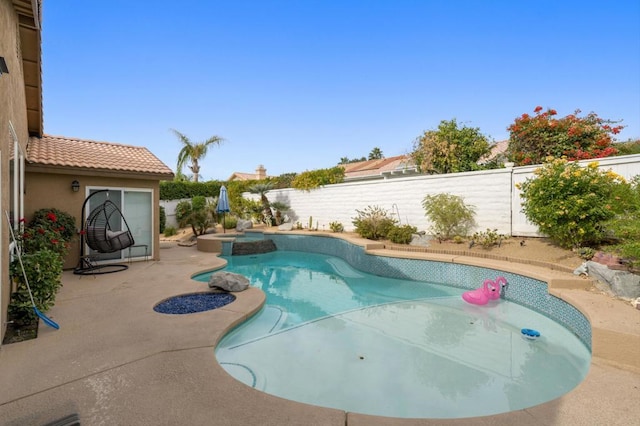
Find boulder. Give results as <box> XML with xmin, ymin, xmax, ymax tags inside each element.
<box><xmin>586</xmin><ymin>261</ymin><xmax>640</xmax><ymax>299</ymax></box>
<box><xmin>278</xmin><ymin>222</ymin><xmax>293</xmax><ymax>231</ymax></box>
<box><xmin>236</xmin><ymin>219</ymin><xmax>253</xmax><ymax>232</ymax></box>
<box><xmin>208</xmin><ymin>271</ymin><xmax>250</xmax><ymax>292</ymax></box>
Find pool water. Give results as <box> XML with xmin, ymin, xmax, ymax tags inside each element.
<box><xmin>195</xmin><ymin>251</ymin><xmax>591</xmax><ymax>419</ymax></box>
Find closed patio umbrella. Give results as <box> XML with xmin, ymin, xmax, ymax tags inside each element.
<box><xmin>216</xmin><ymin>185</ymin><xmax>230</xmax><ymax>233</ymax></box>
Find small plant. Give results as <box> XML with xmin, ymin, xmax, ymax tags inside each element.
<box><xmin>329</xmin><ymin>221</ymin><xmax>344</xmax><ymax>232</ymax></box>
<box><xmin>471</xmin><ymin>228</ymin><xmax>503</xmax><ymax>249</ymax></box>
<box><xmin>576</xmin><ymin>247</ymin><xmax>596</xmax><ymax>260</ymax></box>
<box><xmin>295</xmin><ymin>221</ymin><xmax>303</xmax><ymax>230</ymax></box>
<box><xmin>452</xmin><ymin>235</ymin><xmax>465</xmax><ymax>244</ymax></box>
<box><xmin>387</xmin><ymin>224</ymin><xmax>418</xmax><ymax>244</ymax></box>
<box><xmin>163</xmin><ymin>226</ymin><xmax>177</xmax><ymax>237</ymax></box>
<box><xmin>422</xmin><ymin>193</ymin><xmax>476</xmax><ymax>240</ymax></box>
<box><xmin>308</xmin><ymin>216</ymin><xmax>313</xmax><ymax>230</ymax></box>
<box><xmin>352</xmin><ymin>205</ymin><xmax>397</xmax><ymax>240</ymax></box>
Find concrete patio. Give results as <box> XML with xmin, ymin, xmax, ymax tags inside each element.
<box><xmin>0</xmin><ymin>239</ymin><xmax>638</xmax><ymax>426</ymax></box>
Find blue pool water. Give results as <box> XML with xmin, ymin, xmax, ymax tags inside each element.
<box><xmin>194</xmin><ymin>251</ymin><xmax>591</xmax><ymax>419</ymax></box>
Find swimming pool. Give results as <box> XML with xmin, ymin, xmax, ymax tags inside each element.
<box><xmin>195</xmin><ymin>250</ymin><xmax>591</xmax><ymax>419</ymax></box>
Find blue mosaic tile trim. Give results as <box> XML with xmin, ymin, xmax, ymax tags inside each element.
<box><xmin>270</xmin><ymin>234</ymin><xmax>592</xmax><ymax>350</ymax></box>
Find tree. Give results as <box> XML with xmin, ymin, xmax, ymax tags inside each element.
<box><xmin>339</xmin><ymin>156</ymin><xmax>366</xmax><ymax>164</ymax></box>
<box><xmin>249</xmin><ymin>182</ymin><xmax>275</xmax><ymax>225</ymax></box>
<box><xmin>411</xmin><ymin>119</ymin><xmax>491</xmax><ymax>174</ymax></box>
<box><xmin>506</xmin><ymin>107</ymin><xmax>622</xmax><ymax>166</ymax></box>
<box><xmin>368</xmin><ymin>147</ymin><xmax>384</xmax><ymax>160</ymax></box>
<box><xmin>172</xmin><ymin>129</ymin><xmax>224</xmax><ymax>182</ymax></box>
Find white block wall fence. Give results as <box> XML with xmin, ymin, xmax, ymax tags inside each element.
<box><xmin>161</xmin><ymin>154</ymin><xmax>640</xmax><ymax>238</ymax></box>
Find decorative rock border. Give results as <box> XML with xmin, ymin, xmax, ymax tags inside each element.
<box><xmin>154</xmin><ymin>292</ymin><xmax>236</xmax><ymax>314</ymax></box>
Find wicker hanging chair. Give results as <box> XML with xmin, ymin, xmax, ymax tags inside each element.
<box><xmin>85</xmin><ymin>200</ymin><xmax>135</xmax><ymax>253</ymax></box>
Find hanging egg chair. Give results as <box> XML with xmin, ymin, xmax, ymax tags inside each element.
<box><xmin>74</xmin><ymin>190</ymin><xmax>135</xmax><ymax>275</ymax></box>
<box><xmin>85</xmin><ymin>200</ymin><xmax>135</xmax><ymax>253</ymax></box>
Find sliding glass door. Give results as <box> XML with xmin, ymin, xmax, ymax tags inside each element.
<box><xmin>86</xmin><ymin>187</ymin><xmax>153</xmax><ymax>262</ymax></box>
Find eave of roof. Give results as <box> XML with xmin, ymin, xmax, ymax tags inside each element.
<box><xmin>26</xmin><ymin>135</ymin><xmax>174</xmax><ymax>179</ymax></box>
<box><xmin>13</xmin><ymin>0</ymin><xmax>43</xmax><ymax>137</ymax></box>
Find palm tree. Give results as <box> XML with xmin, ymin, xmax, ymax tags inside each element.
<box><xmin>368</xmin><ymin>147</ymin><xmax>384</xmax><ymax>160</ymax></box>
<box><xmin>249</xmin><ymin>182</ymin><xmax>275</xmax><ymax>225</ymax></box>
<box><xmin>172</xmin><ymin>129</ymin><xmax>224</xmax><ymax>182</ymax></box>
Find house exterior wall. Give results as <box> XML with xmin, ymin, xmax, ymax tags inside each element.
<box><xmin>1</xmin><ymin>0</ymin><xmax>32</xmax><ymax>339</ymax></box>
<box><xmin>238</xmin><ymin>155</ymin><xmax>640</xmax><ymax>237</ymax></box>
<box><xmin>25</xmin><ymin>171</ymin><xmax>161</xmax><ymax>269</ymax></box>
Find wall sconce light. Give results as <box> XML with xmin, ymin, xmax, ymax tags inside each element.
<box><xmin>0</xmin><ymin>57</ymin><xmax>8</xmax><ymax>75</ymax></box>
<box><xmin>71</xmin><ymin>180</ymin><xmax>80</xmax><ymax>192</ymax></box>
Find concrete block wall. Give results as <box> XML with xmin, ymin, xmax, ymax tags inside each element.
<box><xmin>161</xmin><ymin>154</ymin><xmax>640</xmax><ymax>238</ymax></box>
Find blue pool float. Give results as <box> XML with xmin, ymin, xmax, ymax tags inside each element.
<box><xmin>521</xmin><ymin>328</ymin><xmax>541</xmax><ymax>340</ymax></box>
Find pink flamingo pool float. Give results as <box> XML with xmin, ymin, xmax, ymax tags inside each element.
<box><xmin>462</xmin><ymin>276</ymin><xmax>507</xmax><ymax>305</ymax></box>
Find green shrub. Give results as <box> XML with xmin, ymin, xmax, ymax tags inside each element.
<box><xmin>329</xmin><ymin>221</ymin><xmax>344</xmax><ymax>233</ymax></box>
<box><xmin>175</xmin><ymin>196</ymin><xmax>214</xmax><ymax>236</ymax></box>
<box><xmin>291</xmin><ymin>167</ymin><xmax>345</xmax><ymax>191</ymax></box>
<box><xmin>352</xmin><ymin>206</ymin><xmax>397</xmax><ymax>240</ymax></box>
<box><xmin>602</xmin><ymin>175</ymin><xmax>640</xmax><ymax>266</ymax></box>
<box><xmin>471</xmin><ymin>228</ymin><xmax>504</xmax><ymax>249</ymax></box>
<box><xmin>159</xmin><ymin>206</ymin><xmax>166</xmax><ymax>234</ymax></box>
<box><xmin>163</xmin><ymin>226</ymin><xmax>177</xmax><ymax>237</ymax></box>
<box><xmin>222</xmin><ymin>215</ymin><xmax>238</xmax><ymax>229</ymax></box>
<box><xmin>387</xmin><ymin>224</ymin><xmax>418</xmax><ymax>244</ymax></box>
<box><xmin>518</xmin><ymin>158</ymin><xmax>630</xmax><ymax>248</ymax></box>
<box><xmin>422</xmin><ymin>193</ymin><xmax>476</xmax><ymax>239</ymax></box>
<box><xmin>9</xmin><ymin>249</ymin><xmax>63</xmax><ymax>323</ymax></box>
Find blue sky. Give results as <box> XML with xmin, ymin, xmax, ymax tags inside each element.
<box><xmin>42</xmin><ymin>1</ymin><xmax>640</xmax><ymax>181</ymax></box>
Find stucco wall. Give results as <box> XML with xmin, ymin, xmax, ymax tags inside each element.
<box><xmin>25</xmin><ymin>171</ymin><xmax>161</xmax><ymax>269</ymax></box>
<box><xmin>1</xmin><ymin>0</ymin><xmax>31</xmax><ymax>340</ymax></box>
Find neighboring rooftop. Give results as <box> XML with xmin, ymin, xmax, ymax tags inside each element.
<box><xmin>26</xmin><ymin>135</ymin><xmax>174</xmax><ymax>178</ymax></box>
<box><xmin>228</xmin><ymin>164</ymin><xmax>269</xmax><ymax>181</ymax></box>
<box><xmin>341</xmin><ymin>155</ymin><xmax>418</xmax><ymax>180</ymax></box>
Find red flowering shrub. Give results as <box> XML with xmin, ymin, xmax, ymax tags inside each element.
<box><xmin>507</xmin><ymin>107</ymin><xmax>623</xmax><ymax>166</ymax></box>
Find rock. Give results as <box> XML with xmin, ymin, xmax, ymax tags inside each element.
<box><xmin>208</xmin><ymin>271</ymin><xmax>250</xmax><ymax>292</ymax></box>
<box><xmin>587</xmin><ymin>261</ymin><xmax>640</xmax><ymax>299</ymax></box>
<box><xmin>278</xmin><ymin>222</ymin><xmax>293</xmax><ymax>231</ymax></box>
<box><xmin>236</xmin><ymin>219</ymin><xmax>253</xmax><ymax>231</ymax></box>
<box><xmin>573</xmin><ymin>262</ymin><xmax>588</xmax><ymax>276</ymax></box>
<box><xmin>410</xmin><ymin>234</ymin><xmax>431</xmax><ymax>247</ymax></box>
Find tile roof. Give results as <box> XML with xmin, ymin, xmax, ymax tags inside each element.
<box><xmin>27</xmin><ymin>135</ymin><xmax>174</xmax><ymax>177</ymax></box>
<box><xmin>341</xmin><ymin>155</ymin><xmax>417</xmax><ymax>179</ymax></box>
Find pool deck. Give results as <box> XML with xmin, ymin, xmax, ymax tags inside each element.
<box><xmin>0</xmin><ymin>236</ymin><xmax>638</xmax><ymax>425</ymax></box>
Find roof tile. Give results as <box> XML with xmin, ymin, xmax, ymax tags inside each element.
<box><xmin>27</xmin><ymin>135</ymin><xmax>174</xmax><ymax>177</ymax></box>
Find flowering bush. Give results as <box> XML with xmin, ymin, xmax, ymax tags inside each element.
<box><xmin>517</xmin><ymin>158</ymin><xmax>629</xmax><ymax>248</ymax></box>
<box><xmin>9</xmin><ymin>249</ymin><xmax>63</xmax><ymax>323</ymax></box>
<box><xmin>8</xmin><ymin>208</ymin><xmax>75</xmax><ymax>323</ymax></box>
<box><xmin>22</xmin><ymin>208</ymin><xmax>77</xmax><ymax>257</ymax></box>
<box><xmin>507</xmin><ymin>107</ymin><xmax>623</xmax><ymax>166</ymax></box>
